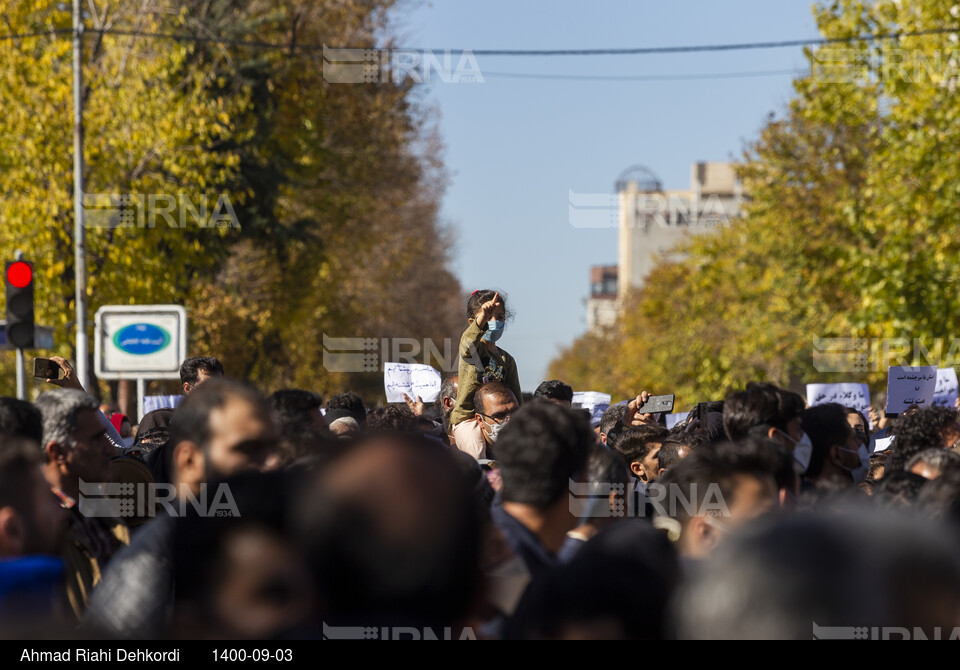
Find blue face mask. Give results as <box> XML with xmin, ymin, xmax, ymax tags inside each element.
<box><xmin>482</xmin><ymin>319</ymin><xmax>504</xmax><ymax>343</ymax></box>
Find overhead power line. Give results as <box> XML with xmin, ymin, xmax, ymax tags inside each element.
<box><xmin>423</xmin><ymin>26</ymin><xmax>960</xmax><ymax>56</ymax></box>
<box><xmin>0</xmin><ymin>25</ymin><xmax>957</xmax><ymax>56</ymax></box>
<box><xmin>481</xmin><ymin>68</ymin><xmax>805</xmax><ymax>81</ymax></box>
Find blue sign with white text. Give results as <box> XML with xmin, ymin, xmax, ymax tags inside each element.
<box><xmin>112</xmin><ymin>323</ymin><xmax>171</xmax><ymax>355</ymax></box>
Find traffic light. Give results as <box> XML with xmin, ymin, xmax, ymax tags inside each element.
<box><xmin>5</xmin><ymin>260</ymin><xmax>35</xmax><ymax>349</ymax></box>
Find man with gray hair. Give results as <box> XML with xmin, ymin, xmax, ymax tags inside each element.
<box><xmin>35</xmin><ymin>388</ymin><xmax>128</xmax><ymax>619</ymax></box>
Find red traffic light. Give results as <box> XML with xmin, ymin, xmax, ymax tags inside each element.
<box><xmin>6</xmin><ymin>261</ymin><xmax>32</xmax><ymax>289</ymax></box>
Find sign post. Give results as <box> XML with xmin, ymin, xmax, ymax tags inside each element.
<box><xmin>1</xmin><ymin>324</ymin><xmax>55</xmax><ymax>400</ymax></box>
<box><xmin>95</xmin><ymin>305</ymin><xmax>187</xmax><ymax>421</ymax></box>
<box><xmin>15</xmin><ymin>348</ymin><xmax>25</xmax><ymax>400</ymax></box>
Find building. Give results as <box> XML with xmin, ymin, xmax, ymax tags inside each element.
<box><xmin>586</xmin><ymin>265</ymin><xmax>618</xmax><ymax>331</ymax></box>
<box><xmin>587</xmin><ymin>162</ymin><xmax>745</xmax><ymax>332</ymax></box>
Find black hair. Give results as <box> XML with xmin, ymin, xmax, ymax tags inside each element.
<box><xmin>366</xmin><ymin>404</ymin><xmax>417</xmax><ymax>433</ymax></box>
<box><xmin>268</xmin><ymin>390</ymin><xmax>332</xmax><ymax>466</ymax></box>
<box><xmin>179</xmin><ymin>356</ymin><xmax>224</xmax><ymax>387</ymax></box>
<box><xmin>496</xmin><ymin>400</ymin><xmax>593</xmax><ymax>507</ymax></box>
<box><xmin>663</xmin><ymin>424</ymin><xmax>710</xmax><ymax>450</ymax></box>
<box><xmin>875</xmin><ymin>471</ymin><xmax>927</xmax><ymax>509</ymax></box>
<box><xmin>534</xmin><ymin>380</ymin><xmax>574</xmax><ymax>403</ymax></box>
<box><xmin>506</xmin><ymin>521</ymin><xmax>679</xmax><ymax>640</ymax></box>
<box><xmin>299</xmin><ymin>432</ymin><xmax>481</xmax><ymax>628</ymax></box>
<box><xmin>655</xmin><ymin>438</ymin><xmax>780</xmax><ymax>524</ymax></box>
<box><xmin>723</xmin><ymin>383</ymin><xmax>803</xmax><ymax>441</ymax></box>
<box><xmin>465</xmin><ymin>289</ymin><xmax>509</xmax><ymax>321</ymax></box>
<box><xmin>612</xmin><ymin>425</ymin><xmax>669</xmax><ymax>468</ymax></box>
<box><xmin>599</xmin><ymin>403</ymin><xmax>628</xmax><ymax>439</ymax></box>
<box><xmin>586</xmin><ymin>445</ymin><xmax>630</xmax><ymax>488</ymax></box>
<box><xmin>844</xmin><ymin>406</ymin><xmax>870</xmax><ymax>446</ymax></box>
<box><xmin>325</xmin><ymin>392</ymin><xmax>367</xmax><ymax>425</ymax></box>
<box><xmin>0</xmin><ymin>397</ymin><xmax>43</xmax><ymax>443</ymax></box>
<box><xmin>169</xmin><ymin>378</ymin><xmax>269</xmax><ymax>453</ymax></box>
<box><xmin>0</xmin><ymin>437</ymin><xmax>43</xmax><ymax>518</ymax></box>
<box><xmin>474</xmin><ymin>381</ymin><xmax>518</xmax><ymax>417</ymax></box>
<box><xmin>800</xmin><ymin>403</ymin><xmax>851</xmax><ymax>480</ymax></box>
<box><xmin>887</xmin><ymin>406</ymin><xmax>959</xmax><ymax>473</ymax></box>
<box><xmin>269</xmin><ymin>390</ymin><xmax>324</xmax><ymax>423</ymax></box>
<box><xmin>684</xmin><ymin>401</ymin><xmax>727</xmax><ymax>445</ymax></box>
<box><xmin>658</xmin><ymin>441</ymin><xmax>691</xmax><ymax>474</ymax></box>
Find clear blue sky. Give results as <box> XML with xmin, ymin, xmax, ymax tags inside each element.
<box><xmin>396</xmin><ymin>0</ymin><xmax>819</xmax><ymax>392</ymax></box>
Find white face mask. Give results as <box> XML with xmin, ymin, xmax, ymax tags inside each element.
<box><xmin>482</xmin><ymin>417</ymin><xmax>509</xmax><ymax>443</ymax></box>
<box><xmin>781</xmin><ymin>429</ymin><xmax>814</xmax><ymax>474</ymax></box>
<box><xmin>838</xmin><ymin>445</ymin><xmax>871</xmax><ymax>484</ymax></box>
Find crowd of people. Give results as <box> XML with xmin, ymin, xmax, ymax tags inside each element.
<box><xmin>3</xmin><ymin>288</ymin><xmax>960</xmax><ymax>639</ymax></box>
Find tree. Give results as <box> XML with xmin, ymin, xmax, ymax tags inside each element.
<box><xmin>0</xmin><ymin>1</ymin><xmax>462</xmax><ymax>403</ymax></box>
<box><xmin>551</xmin><ymin>0</ymin><xmax>960</xmax><ymax>409</ymax></box>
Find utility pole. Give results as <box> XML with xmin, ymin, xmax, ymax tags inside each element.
<box><xmin>14</xmin><ymin>250</ymin><xmax>26</xmax><ymax>400</ymax></box>
<box><xmin>72</xmin><ymin>0</ymin><xmax>89</xmax><ymax>390</ymax></box>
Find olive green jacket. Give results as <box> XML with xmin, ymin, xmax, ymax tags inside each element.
<box><xmin>450</xmin><ymin>320</ymin><xmax>522</xmax><ymax>427</ymax></box>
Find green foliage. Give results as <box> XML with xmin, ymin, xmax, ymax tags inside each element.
<box><xmin>551</xmin><ymin>0</ymin><xmax>960</xmax><ymax>408</ymax></box>
<box><xmin>0</xmin><ymin>1</ymin><xmax>462</xmax><ymax>403</ymax></box>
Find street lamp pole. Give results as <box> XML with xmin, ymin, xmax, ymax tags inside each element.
<box><xmin>72</xmin><ymin>0</ymin><xmax>89</xmax><ymax>389</ymax></box>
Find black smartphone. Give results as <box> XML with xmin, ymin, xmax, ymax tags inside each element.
<box><xmin>33</xmin><ymin>358</ymin><xmax>62</xmax><ymax>379</ymax></box>
<box><xmin>637</xmin><ymin>394</ymin><xmax>675</xmax><ymax>414</ymax></box>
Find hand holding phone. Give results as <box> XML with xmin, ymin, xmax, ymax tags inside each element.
<box><xmin>626</xmin><ymin>392</ymin><xmax>675</xmax><ymax>426</ymax></box>
<box><xmin>35</xmin><ymin>356</ymin><xmax>84</xmax><ymax>391</ymax></box>
<box><xmin>33</xmin><ymin>358</ymin><xmax>62</xmax><ymax>380</ymax></box>
<box><xmin>637</xmin><ymin>394</ymin><xmax>675</xmax><ymax>414</ymax></box>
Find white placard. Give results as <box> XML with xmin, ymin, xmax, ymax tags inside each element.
<box><xmin>873</xmin><ymin>435</ymin><xmax>895</xmax><ymax>453</ymax></box>
<box><xmin>572</xmin><ymin>391</ymin><xmax>612</xmax><ymax>424</ymax></box>
<box><xmin>95</xmin><ymin>305</ymin><xmax>187</xmax><ymax>380</ymax></box>
<box><xmin>806</xmin><ymin>383</ymin><xmax>871</xmax><ymax>427</ymax></box>
<box><xmin>142</xmin><ymin>394</ymin><xmax>182</xmax><ymax>416</ymax></box>
<box><xmin>933</xmin><ymin>368</ymin><xmax>959</xmax><ymax>408</ymax></box>
<box><xmin>885</xmin><ymin>366</ymin><xmax>937</xmax><ymax>414</ymax></box>
<box><xmin>384</xmin><ymin>362</ymin><xmax>441</xmax><ymax>403</ymax></box>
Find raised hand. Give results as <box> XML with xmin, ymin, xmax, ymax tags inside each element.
<box><xmin>45</xmin><ymin>356</ymin><xmax>84</xmax><ymax>391</ymax></box>
<box><xmin>402</xmin><ymin>393</ymin><xmax>425</xmax><ymax>416</ymax></box>
<box><xmin>625</xmin><ymin>391</ymin><xmax>657</xmax><ymax>426</ymax></box>
<box><xmin>474</xmin><ymin>291</ymin><xmax>501</xmax><ymax>329</ymax></box>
